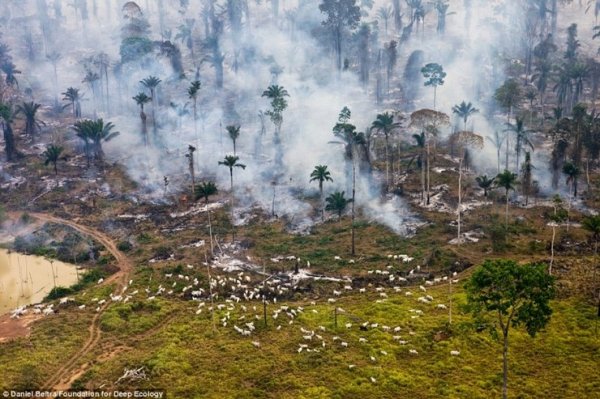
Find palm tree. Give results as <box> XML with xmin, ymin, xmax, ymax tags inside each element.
<box><xmin>195</xmin><ymin>181</ymin><xmax>218</xmax><ymax>255</ymax></box>
<box><xmin>0</xmin><ymin>103</ymin><xmax>18</xmax><ymax>161</ymax></box>
<box><xmin>188</xmin><ymin>80</ymin><xmax>201</xmax><ymax>136</ymax></box>
<box><xmin>476</xmin><ymin>175</ymin><xmax>495</xmax><ymax>197</ymax></box>
<box><xmin>451</xmin><ymin>101</ymin><xmax>479</xmax><ymax>131</ymax></box>
<box><xmin>73</xmin><ymin>119</ymin><xmax>119</xmax><ymax>166</ymax></box>
<box><xmin>133</xmin><ymin>92</ymin><xmax>151</xmax><ymax>146</ymax></box>
<box><xmin>325</xmin><ymin>191</ymin><xmax>352</xmax><ymax>220</ymax></box>
<box><xmin>371</xmin><ymin>112</ymin><xmax>400</xmax><ymax>189</ymax></box>
<box><xmin>15</xmin><ymin>102</ymin><xmax>45</xmax><ymax>140</ymax></box>
<box><xmin>495</xmin><ymin>170</ymin><xmax>518</xmax><ymax>228</ymax></box>
<box><xmin>82</xmin><ymin>71</ymin><xmax>100</xmax><ymax>116</ymax></box>
<box><xmin>261</xmin><ymin>85</ymin><xmax>289</xmax><ymax>136</ymax></box>
<box><xmin>1</xmin><ymin>61</ymin><xmax>21</xmax><ymax>88</ymax></box>
<box><xmin>46</xmin><ymin>51</ymin><xmax>61</xmax><ymax>104</ymax></box>
<box><xmin>226</xmin><ymin>125</ymin><xmax>241</xmax><ymax>155</ymax></box>
<box><xmin>140</xmin><ymin>75</ymin><xmax>161</xmax><ymax>139</ymax></box>
<box><xmin>219</xmin><ymin>155</ymin><xmax>246</xmax><ymax>241</ymax></box>
<box><xmin>42</xmin><ymin>144</ymin><xmax>66</xmax><ymax>175</ymax></box>
<box><xmin>309</xmin><ymin>164</ymin><xmax>333</xmax><ymax>220</ymax></box>
<box><xmin>62</xmin><ymin>87</ymin><xmax>82</xmax><ymax>118</ymax></box>
<box><xmin>412</xmin><ymin>132</ymin><xmax>426</xmax><ymax>201</ymax></box>
<box><xmin>505</xmin><ymin>117</ymin><xmax>534</xmax><ymax>172</ymax></box>
<box><xmin>377</xmin><ymin>6</ymin><xmax>393</xmax><ymax>37</ymax></box>
<box><xmin>563</xmin><ymin>161</ymin><xmax>580</xmax><ymax>197</ymax></box>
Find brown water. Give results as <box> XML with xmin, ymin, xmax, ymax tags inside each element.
<box><xmin>0</xmin><ymin>249</ymin><xmax>80</xmax><ymax>315</ymax></box>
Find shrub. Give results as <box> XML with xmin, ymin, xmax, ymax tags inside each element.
<box><xmin>44</xmin><ymin>286</ymin><xmax>74</xmax><ymax>301</ymax></box>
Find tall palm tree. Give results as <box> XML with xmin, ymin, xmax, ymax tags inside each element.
<box><xmin>140</xmin><ymin>75</ymin><xmax>161</xmax><ymax>138</ymax></box>
<box><xmin>62</xmin><ymin>87</ymin><xmax>82</xmax><ymax>118</ymax></box>
<box><xmin>219</xmin><ymin>155</ymin><xmax>246</xmax><ymax>241</ymax></box>
<box><xmin>310</xmin><ymin>164</ymin><xmax>333</xmax><ymax>220</ymax></box>
<box><xmin>82</xmin><ymin>71</ymin><xmax>100</xmax><ymax>116</ymax></box>
<box><xmin>412</xmin><ymin>132</ymin><xmax>426</xmax><ymax>201</ymax></box>
<box><xmin>325</xmin><ymin>191</ymin><xmax>352</xmax><ymax>220</ymax></box>
<box><xmin>46</xmin><ymin>51</ymin><xmax>61</xmax><ymax>104</ymax></box>
<box><xmin>377</xmin><ymin>6</ymin><xmax>393</xmax><ymax>37</ymax></box>
<box><xmin>15</xmin><ymin>102</ymin><xmax>45</xmax><ymax>140</ymax></box>
<box><xmin>133</xmin><ymin>92</ymin><xmax>151</xmax><ymax>146</ymax></box>
<box><xmin>371</xmin><ymin>112</ymin><xmax>401</xmax><ymax>189</ymax></box>
<box><xmin>505</xmin><ymin>117</ymin><xmax>534</xmax><ymax>172</ymax></box>
<box><xmin>495</xmin><ymin>170</ymin><xmax>518</xmax><ymax>228</ymax></box>
<box><xmin>476</xmin><ymin>175</ymin><xmax>495</xmax><ymax>197</ymax></box>
<box><xmin>226</xmin><ymin>124</ymin><xmax>241</xmax><ymax>155</ymax></box>
<box><xmin>188</xmin><ymin>80</ymin><xmax>201</xmax><ymax>136</ymax></box>
<box><xmin>261</xmin><ymin>85</ymin><xmax>289</xmax><ymax>136</ymax></box>
<box><xmin>43</xmin><ymin>144</ymin><xmax>66</xmax><ymax>175</ymax></box>
<box><xmin>195</xmin><ymin>181</ymin><xmax>218</xmax><ymax>255</ymax></box>
<box><xmin>451</xmin><ymin>101</ymin><xmax>479</xmax><ymax>131</ymax></box>
<box><xmin>1</xmin><ymin>61</ymin><xmax>21</xmax><ymax>88</ymax></box>
<box><xmin>0</xmin><ymin>103</ymin><xmax>18</xmax><ymax>161</ymax></box>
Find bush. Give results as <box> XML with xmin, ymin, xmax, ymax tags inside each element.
<box><xmin>44</xmin><ymin>286</ymin><xmax>74</xmax><ymax>301</ymax></box>
<box><xmin>117</xmin><ymin>240</ymin><xmax>133</xmax><ymax>252</ymax></box>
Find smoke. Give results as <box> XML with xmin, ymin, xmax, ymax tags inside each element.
<box><xmin>1</xmin><ymin>0</ymin><xmax>590</xmax><ymax>234</ymax></box>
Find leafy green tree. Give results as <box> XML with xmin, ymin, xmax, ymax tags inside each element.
<box><xmin>43</xmin><ymin>144</ymin><xmax>66</xmax><ymax>175</ymax></box>
<box><xmin>195</xmin><ymin>181</ymin><xmax>218</xmax><ymax>255</ymax></box>
<box><xmin>421</xmin><ymin>63</ymin><xmax>446</xmax><ymax>109</ymax></box>
<box><xmin>16</xmin><ymin>102</ymin><xmax>45</xmax><ymax>140</ymax></box>
<box><xmin>62</xmin><ymin>87</ymin><xmax>82</xmax><ymax>118</ymax></box>
<box><xmin>371</xmin><ymin>112</ymin><xmax>400</xmax><ymax>189</ymax></box>
<box><xmin>495</xmin><ymin>78</ymin><xmax>522</xmax><ymax>123</ymax></box>
<box><xmin>0</xmin><ymin>102</ymin><xmax>18</xmax><ymax>161</ymax></box>
<box><xmin>73</xmin><ymin>119</ymin><xmax>119</xmax><ymax>166</ymax></box>
<box><xmin>452</xmin><ymin>101</ymin><xmax>479</xmax><ymax>131</ymax></box>
<box><xmin>226</xmin><ymin>125</ymin><xmax>241</xmax><ymax>155</ymax></box>
<box><xmin>310</xmin><ymin>164</ymin><xmax>333</xmax><ymax>220</ymax></box>
<box><xmin>325</xmin><ymin>191</ymin><xmax>352</xmax><ymax>219</ymax></box>
<box><xmin>476</xmin><ymin>175</ymin><xmax>495</xmax><ymax>198</ymax></box>
<box><xmin>261</xmin><ymin>85</ymin><xmax>289</xmax><ymax>136</ymax></box>
<box><xmin>581</xmin><ymin>214</ymin><xmax>600</xmax><ymax>317</ymax></box>
<box><xmin>496</xmin><ymin>170</ymin><xmax>518</xmax><ymax>228</ymax></box>
<box><xmin>466</xmin><ymin>259</ymin><xmax>555</xmax><ymax>399</ymax></box>
<box><xmin>133</xmin><ymin>92</ymin><xmax>151</xmax><ymax>146</ymax></box>
<box><xmin>319</xmin><ymin>0</ymin><xmax>361</xmax><ymax>71</ymax></box>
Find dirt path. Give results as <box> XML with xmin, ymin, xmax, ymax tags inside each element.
<box><xmin>0</xmin><ymin>212</ymin><xmax>133</xmax><ymax>390</ymax></box>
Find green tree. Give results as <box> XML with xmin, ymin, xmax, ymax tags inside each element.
<box><xmin>466</xmin><ymin>259</ymin><xmax>555</xmax><ymax>399</ymax></box>
<box><xmin>226</xmin><ymin>124</ymin><xmax>241</xmax><ymax>155</ymax></box>
<box><xmin>475</xmin><ymin>175</ymin><xmax>495</xmax><ymax>198</ymax></box>
<box><xmin>319</xmin><ymin>0</ymin><xmax>361</xmax><ymax>71</ymax></box>
<box><xmin>325</xmin><ymin>191</ymin><xmax>352</xmax><ymax>219</ymax></box>
<box><xmin>195</xmin><ymin>181</ymin><xmax>218</xmax><ymax>255</ymax></box>
<box><xmin>0</xmin><ymin>102</ymin><xmax>18</xmax><ymax>161</ymax></box>
<box><xmin>582</xmin><ymin>214</ymin><xmax>600</xmax><ymax>318</ymax></box>
<box><xmin>261</xmin><ymin>85</ymin><xmax>289</xmax><ymax>136</ymax></box>
<box><xmin>421</xmin><ymin>63</ymin><xmax>446</xmax><ymax>109</ymax></box>
<box><xmin>61</xmin><ymin>87</ymin><xmax>82</xmax><ymax>118</ymax></box>
<box><xmin>562</xmin><ymin>161</ymin><xmax>580</xmax><ymax>197</ymax></box>
<box><xmin>133</xmin><ymin>92</ymin><xmax>151</xmax><ymax>146</ymax></box>
<box><xmin>140</xmin><ymin>75</ymin><xmax>161</xmax><ymax>139</ymax></box>
<box><xmin>310</xmin><ymin>164</ymin><xmax>333</xmax><ymax>220</ymax></box>
<box><xmin>73</xmin><ymin>119</ymin><xmax>119</xmax><ymax>166</ymax></box>
<box><xmin>495</xmin><ymin>170</ymin><xmax>517</xmax><ymax>228</ymax></box>
<box><xmin>42</xmin><ymin>144</ymin><xmax>66</xmax><ymax>175</ymax></box>
<box><xmin>371</xmin><ymin>112</ymin><xmax>400</xmax><ymax>189</ymax></box>
<box><xmin>15</xmin><ymin>101</ymin><xmax>45</xmax><ymax>140</ymax></box>
<box><xmin>451</xmin><ymin>101</ymin><xmax>479</xmax><ymax>131</ymax></box>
